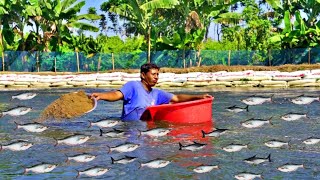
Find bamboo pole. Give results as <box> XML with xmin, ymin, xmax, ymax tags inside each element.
<box><xmin>112</xmin><ymin>52</ymin><xmax>115</xmax><ymax>70</ymax></box>
<box><xmin>183</xmin><ymin>49</ymin><xmax>186</xmax><ymax>69</ymax></box>
<box><xmin>268</xmin><ymin>49</ymin><xmax>271</xmax><ymax>66</ymax></box>
<box><xmin>147</xmin><ymin>26</ymin><xmax>151</xmax><ymax>63</ymax></box>
<box><xmin>36</xmin><ymin>51</ymin><xmax>40</xmax><ymax>72</ymax></box>
<box><xmin>1</xmin><ymin>51</ymin><xmax>4</xmax><ymax>71</ymax></box>
<box><xmin>76</xmin><ymin>51</ymin><xmax>80</xmax><ymax>72</ymax></box>
<box><xmin>308</xmin><ymin>48</ymin><xmax>311</xmax><ymax>64</ymax></box>
<box><xmin>97</xmin><ymin>55</ymin><xmax>101</xmax><ymax>73</ymax></box>
<box><xmin>54</xmin><ymin>56</ymin><xmax>57</xmax><ymax>74</ymax></box>
<box><xmin>228</xmin><ymin>50</ymin><xmax>231</xmax><ymax>66</ymax></box>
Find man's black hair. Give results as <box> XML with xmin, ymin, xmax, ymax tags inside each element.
<box><xmin>140</xmin><ymin>63</ymin><xmax>160</xmax><ymax>74</ymax></box>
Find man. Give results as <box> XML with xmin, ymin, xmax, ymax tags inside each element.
<box><xmin>91</xmin><ymin>63</ymin><xmax>212</xmax><ymax>121</ymax></box>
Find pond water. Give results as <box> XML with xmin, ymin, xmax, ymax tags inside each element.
<box><xmin>0</xmin><ymin>87</ymin><xmax>320</xmax><ymax>180</ymax></box>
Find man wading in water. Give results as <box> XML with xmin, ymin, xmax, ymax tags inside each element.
<box><xmin>91</xmin><ymin>63</ymin><xmax>212</xmax><ymax>121</ymax></box>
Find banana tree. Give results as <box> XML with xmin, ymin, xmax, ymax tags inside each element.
<box><xmin>102</xmin><ymin>0</ymin><xmax>179</xmax><ymax>63</ymax></box>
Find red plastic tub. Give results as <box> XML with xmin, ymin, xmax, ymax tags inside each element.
<box><xmin>140</xmin><ymin>97</ymin><xmax>214</xmax><ymax>124</ymax></box>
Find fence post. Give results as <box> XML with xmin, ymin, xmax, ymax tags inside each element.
<box><xmin>308</xmin><ymin>48</ymin><xmax>311</xmax><ymax>64</ymax></box>
<box><xmin>97</xmin><ymin>54</ymin><xmax>101</xmax><ymax>73</ymax></box>
<box><xmin>228</xmin><ymin>50</ymin><xmax>231</xmax><ymax>66</ymax></box>
<box><xmin>112</xmin><ymin>52</ymin><xmax>115</xmax><ymax>70</ymax></box>
<box><xmin>268</xmin><ymin>49</ymin><xmax>271</xmax><ymax>66</ymax></box>
<box><xmin>54</xmin><ymin>56</ymin><xmax>57</xmax><ymax>74</ymax></box>
<box><xmin>36</xmin><ymin>51</ymin><xmax>40</xmax><ymax>72</ymax></box>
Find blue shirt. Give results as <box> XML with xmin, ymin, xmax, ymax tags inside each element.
<box><xmin>119</xmin><ymin>81</ymin><xmax>173</xmax><ymax>121</ymax></box>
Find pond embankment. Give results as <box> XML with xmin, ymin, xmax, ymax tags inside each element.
<box><xmin>1</xmin><ymin>69</ymin><xmax>320</xmax><ymax>89</ymax></box>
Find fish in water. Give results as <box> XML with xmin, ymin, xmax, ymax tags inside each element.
<box><xmin>226</xmin><ymin>105</ymin><xmax>249</xmax><ymax>113</ymax></box>
<box><xmin>100</xmin><ymin>128</ymin><xmax>125</xmax><ymax>138</ymax></box>
<box><xmin>0</xmin><ymin>106</ymin><xmax>32</xmax><ymax>118</ymax></box>
<box><xmin>139</xmin><ymin>159</ymin><xmax>171</xmax><ymax>169</ymax></box>
<box><xmin>201</xmin><ymin>128</ymin><xmax>228</xmax><ymax>138</ymax></box>
<box><xmin>12</xmin><ymin>92</ymin><xmax>37</xmax><ymax>100</ymax></box>
<box><xmin>290</xmin><ymin>95</ymin><xmax>320</xmax><ymax>105</ymax></box>
<box><xmin>14</xmin><ymin>121</ymin><xmax>48</xmax><ymax>133</ymax></box>
<box><xmin>281</xmin><ymin>113</ymin><xmax>308</xmax><ymax>121</ymax></box>
<box><xmin>1</xmin><ymin>140</ymin><xmax>33</xmax><ymax>151</ymax></box>
<box><xmin>241</xmin><ymin>117</ymin><xmax>273</xmax><ymax>128</ymax></box>
<box><xmin>24</xmin><ymin>163</ymin><xmax>57</xmax><ymax>174</ymax></box>
<box><xmin>241</xmin><ymin>95</ymin><xmax>273</xmax><ymax>105</ymax></box>
<box><xmin>234</xmin><ymin>172</ymin><xmax>263</xmax><ymax>180</ymax></box>
<box><xmin>302</xmin><ymin>137</ymin><xmax>320</xmax><ymax>145</ymax></box>
<box><xmin>88</xmin><ymin>119</ymin><xmax>120</xmax><ymax>128</ymax></box>
<box><xmin>66</xmin><ymin>153</ymin><xmax>96</xmax><ymax>163</ymax></box>
<box><xmin>264</xmin><ymin>140</ymin><xmax>289</xmax><ymax>148</ymax></box>
<box><xmin>111</xmin><ymin>155</ymin><xmax>137</xmax><ymax>164</ymax></box>
<box><xmin>76</xmin><ymin>166</ymin><xmax>110</xmax><ymax>178</ymax></box>
<box><xmin>243</xmin><ymin>154</ymin><xmax>271</xmax><ymax>165</ymax></box>
<box><xmin>54</xmin><ymin>134</ymin><xmax>90</xmax><ymax>146</ymax></box>
<box><xmin>179</xmin><ymin>141</ymin><xmax>207</xmax><ymax>151</ymax></box>
<box><xmin>222</xmin><ymin>143</ymin><xmax>248</xmax><ymax>152</ymax></box>
<box><xmin>193</xmin><ymin>165</ymin><xmax>219</xmax><ymax>173</ymax></box>
<box><xmin>277</xmin><ymin>163</ymin><xmax>304</xmax><ymax>172</ymax></box>
<box><xmin>138</xmin><ymin>128</ymin><xmax>171</xmax><ymax>137</ymax></box>
<box><xmin>107</xmin><ymin>142</ymin><xmax>140</xmax><ymax>153</ymax></box>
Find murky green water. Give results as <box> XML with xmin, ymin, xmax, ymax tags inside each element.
<box><xmin>0</xmin><ymin>87</ymin><xmax>319</xmax><ymax>180</ymax></box>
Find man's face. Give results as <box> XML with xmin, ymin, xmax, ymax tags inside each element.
<box><xmin>141</xmin><ymin>68</ymin><xmax>159</xmax><ymax>87</ymax></box>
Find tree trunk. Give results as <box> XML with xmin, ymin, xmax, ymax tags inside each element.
<box><xmin>0</xmin><ymin>22</ymin><xmax>4</xmax><ymax>71</ymax></box>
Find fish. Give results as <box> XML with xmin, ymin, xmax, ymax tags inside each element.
<box><xmin>0</xmin><ymin>140</ymin><xmax>33</xmax><ymax>151</ymax></box>
<box><xmin>111</xmin><ymin>155</ymin><xmax>137</xmax><ymax>164</ymax></box>
<box><xmin>290</xmin><ymin>95</ymin><xmax>320</xmax><ymax>105</ymax></box>
<box><xmin>281</xmin><ymin>113</ymin><xmax>308</xmax><ymax>121</ymax></box>
<box><xmin>277</xmin><ymin>163</ymin><xmax>304</xmax><ymax>172</ymax></box>
<box><xmin>54</xmin><ymin>134</ymin><xmax>90</xmax><ymax>146</ymax></box>
<box><xmin>222</xmin><ymin>143</ymin><xmax>248</xmax><ymax>152</ymax></box>
<box><xmin>193</xmin><ymin>165</ymin><xmax>219</xmax><ymax>173</ymax></box>
<box><xmin>179</xmin><ymin>141</ymin><xmax>207</xmax><ymax>151</ymax></box>
<box><xmin>0</xmin><ymin>106</ymin><xmax>32</xmax><ymax>118</ymax></box>
<box><xmin>234</xmin><ymin>172</ymin><xmax>263</xmax><ymax>180</ymax></box>
<box><xmin>241</xmin><ymin>95</ymin><xmax>273</xmax><ymax>105</ymax></box>
<box><xmin>241</xmin><ymin>117</ymin><xmax>272</xmax><ymax>128</ymax></box>
<box><xmin>243</xmin><ymin>154</ymin><xmax>271</xmax><ymax>165</ymax></box>
<box><xmin>14</xmin><ymin>121</ymin><xmax>48</xmax><ymax>133</ymax></box>
<box><xmin>66</xmin><ymin>153</ymin><xmax>96</xmax><ymax>163</ymax></box>
<box><xmin>264</xmin><ymin>140</ymin><xmax>289</xmax><ymax>148</ymax></box>
<box><xmin>100</xmin><ymin>128</ymin><xmax>125</xmax><ymax>138</ymax></box>
<box><xmin>24</xmin><ymin>163</ymin><xmax>57</xmax><ymax>174</ymax></box>
<box><xmin>201</xmin><ymin>128</ymin><xmax>228</xmax><ymax>138</ymax></box>
<box><xmin>302</xmin><ymin>137</ymin><xmax>320</xmax><ymax>145</ymax></box>
<box><xmin>139</xmin><ymin>159</ymin><xmax>171</xmax><ymax>169</ymax></box>
<box><xmin>107</xmin><ymin>142</ymin><xmax>140</xmax><ymax>153</ymax></box>
<box><xmin>138</xmin><ymin>128</ymin><xmax>171</xmax><ymax>137</ymax></box>
<box><xmin>12</xmin><ymin>92</ymin><xmax>37</xmax><ymax>100</ymax></box>
<box><xmin>226</xmin><ymin>105</ymin><xmax>249</xmax><ymax>113</ymax></box>
<box><xmin>88</xmin><ymin>119</ymin><xmax>120</xmax><ymax>128</ymax></box>
<box><xmin>76</xmin><ymin>166</ymin><xmax>110</xmax><ymax>178</ymax></box>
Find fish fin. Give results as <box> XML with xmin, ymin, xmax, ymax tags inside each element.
<box><xmin>14</xmin><ymin>121</ymin><xmax>19</xmax><ymax>130</ymax></box>
<box><xmin>201</xmin><ymin>130</ymin><xmax>206</xmax><ymax>138</ymax></box>
<box><xmin>245</xmin><ymin>105</ymin><xmax>249</xmax><ymax>112</ymax></box>
<box><xmin>99</xmin><ymin>129</ymin><xmax>103</xmax><ymax>136</ymax></box>
<box><xmin>179</xmin><ymin>142</ymin><xmax>183</xmax><ymax>150</ymax></box>
<box><xmin>88</xmin><ymin>121</ymin><xmax>92</xmax><ymax>128</ymax></box>
<box><xmin>267</xmin><ymin>153</ymin><xmax>272</xmax><ymax>162</ymax></box>
<box><xmin>111</xmin><ymin>157</ymin><xmax>115</xmax><ymax>164</ymax></box>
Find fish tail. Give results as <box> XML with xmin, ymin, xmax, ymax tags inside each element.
<box><xmin>111</xmin><ymin>157</ymin><xmax>115</xmax><ymax>164</ymax></box>
<box><xmin>23</xmin><ymin>168</ymin><xmax>28</xmax><ymax>174</ymax></box>
<box><xmin>88</xmin><ymin>121</ymin><xmax>92</xmax><ymax>128</ymax></box>
<box><xmin>14</xmin><ymin>121</ymin><xmax>19</xmax><ymax>130</ymax></box>
<box><xmin>137</xmin><ymin>129</ymin><xmax>142</xmax><ymax>137</ymax></box>
<box><xmin>99</xmin><ymin>129</ymin><xmax>103</xmax><ymax>136</ymax></box>
<box><xmin>0</xmin><ymin>144</ymin><xmax>2</xmax><ymax>151</ymax></box>
<box><xmin>178</xmin><ymin>142</ymin><xmax>183</xmax><ymax>150</ymax></box>
<box><xmin>76</xmin><ymin>170</ymin><xmax>80</xmax><ymax>178</ymax></box>
<box><xmin>106</xmin><ymin>145</ymin><xmax>111</xmax><ymax>154</ymax></box>
<box><xmin>64</xmin><ymin>154</ymin><xmax>69</xmax><ymax>163</ymax></box>
<box><xmin>245</xmin><ymin>105</ymin><xmax>249</xmax><ymax>112</ymax></box>
<box><xmin>53</xmin><ymin>138</ymin><xmax>58</xmax><ymax>147</ymax></box>
<box><xmin>267</xmin><ymin>153</ymin><xmax>272</xmax><ymax>162</ymax></box>
<box><xmin>201</xmin><ymin>130</ymin><xmax>206</xmax><ymax>138</ymax></box>
<box><xmin>269</xmin><ymin>117</ymin><xmax>273</xmax><ymax>125</ymax></box>
<box><xmin>260</xmin><ymin>174</ymin><xmax>264</xmax><ymax>179</ymax></box>
<box><xmin>138</xmin><ymin>162</ymin><xmax>142</xmax><ymax>169</ymax></box>
<box><xmin>0</xmin><ymin>112</ymin><xmax>3</xmax><ymax>118</ymax></box>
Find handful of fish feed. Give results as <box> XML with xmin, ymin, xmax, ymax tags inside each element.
<box><xmin>39</xmin><ymin>91</ymin><xmax>95</xmax><ymax>121</ymax></box>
